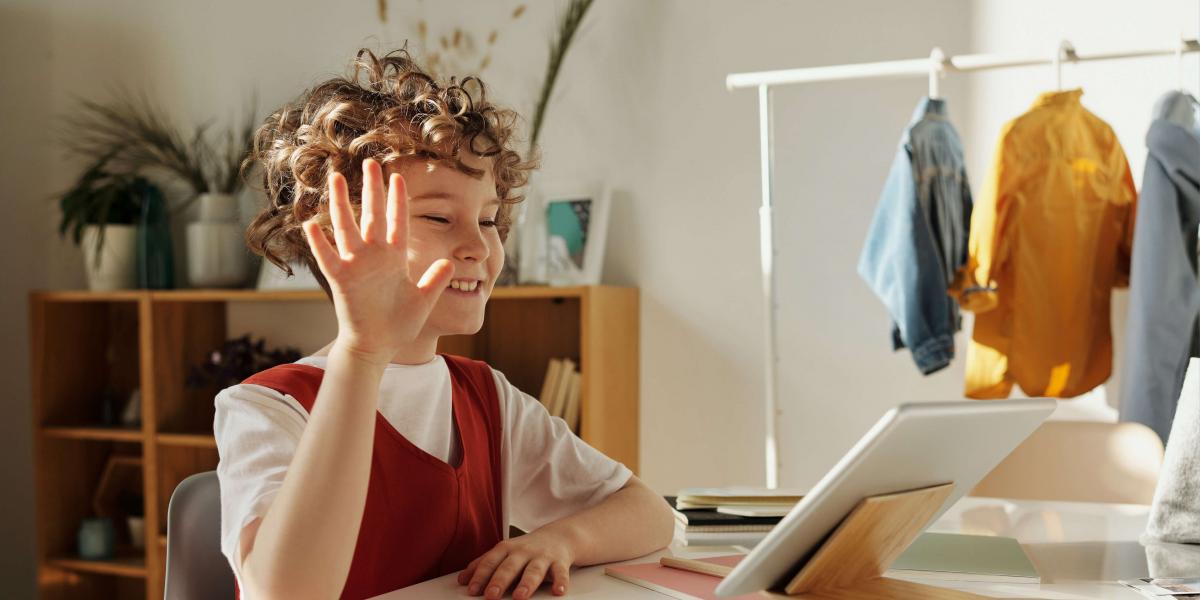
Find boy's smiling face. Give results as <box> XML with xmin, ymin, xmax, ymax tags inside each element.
<box><xmin>391</xmin><ymin>151</ymin><xmax>504</xmax><ymax>339</ymax></box>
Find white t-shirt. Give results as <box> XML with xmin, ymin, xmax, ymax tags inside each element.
<box><xmin>213</xmin><ymin>354</ymin><xmax>632</xmax><ymax>589</ymax></box>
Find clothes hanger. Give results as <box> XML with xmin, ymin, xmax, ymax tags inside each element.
<box><xmin>928</xmin><ymin>46</ymin><xmax>946</xmax><ymax>100</ymax></box>
<box><xmin>1176</xmin><ymin>33</ymin><xmax>1186</xmax><ymax>93</ymax></box>
<box><xmin>1053</xmin><ymin>40</ymin><xmax>1077</xmax><ymax>91</ymax></box>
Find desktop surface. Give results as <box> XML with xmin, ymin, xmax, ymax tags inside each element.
<box><xmin>371</xmin><ymin>496</ymin><xmax>1163</xmax><ymax>599</ymax></box>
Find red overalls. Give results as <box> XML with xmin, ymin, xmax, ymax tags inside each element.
<box><xmin>234</xmin><ymin>353</ymin><xmax>505</xmax><ymax>599</ymax></box>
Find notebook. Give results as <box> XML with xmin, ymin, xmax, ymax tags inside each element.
<box><xmin>605</xmin><ymin>555</ymin><xmax>754</xmax><ymax>600</ymax></box>
<box><xmin>667</xmin><ymin>496</ymin><xmax>783</xmax><ymax>528</ymax></box>
<box><xmin>715</xmin><ymin>505</ymin><xmax>792</xmax><ymax>518</ymax></box>
<box><xmin>675</xmin><ymin>487</ymin><xmax>805</xmax><ymax>510</ymax></box>
<box><xmin>888</xmin><ymin>532</ymin><xmax>1040</xmax><ymax>583</ymax></box>
<box><xmin>681</xmin><ymin>531</ymin><xmax>768</xmax><ymax>547</ymax></box>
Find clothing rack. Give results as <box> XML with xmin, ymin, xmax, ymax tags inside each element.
<box><xmin>726</xmin><ymin>38</ymin><xmax>1200</xmax><ymax>489</ymax></box>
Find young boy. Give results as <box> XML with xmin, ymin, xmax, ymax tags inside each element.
<box><xmin>215</xmin><ymin>48</ymin><xmax>674</xmax><ymax>600</ymax></box>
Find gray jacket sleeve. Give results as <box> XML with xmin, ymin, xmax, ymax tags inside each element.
<box><xmin>1120</xmin><ymin>156</ymin><xmax>1200</xmax><ymax>443</ymax></box>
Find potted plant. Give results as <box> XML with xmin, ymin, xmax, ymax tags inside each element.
<box><xmin>186</xmin><ymin>334</ymin><xmax>302</xmax><ymax>391</ymax></box>
<box><xmin>64</xmin><ymin>91</ymin><xmax>257</xmax><ymax>288</ymax></box>
<box><xmin>57</xmin><ymin>149</ymin><xmax>165</xmax><ymax>291</ymax></box>
<box><xmin>514</xmin><ymin>0</ymin><xmax>595</xmax><ymax>285</ymax></box>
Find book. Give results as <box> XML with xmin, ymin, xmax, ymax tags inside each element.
<box><xmin>562</xmin><ymin>370</ymin><xmax>582</xmax><ymax>433</ymax></box>
<box><xmin>605</xmin><ymin>556</ymin><xmax>756</xmax><ymax>600</ymax></box>
<box><xmin>538</xmin><ymin>359</ymin><xmax>562</xmax><ymax>411</ymax></box>
<box><xmin>675</xmin><ymin>487</ymin><xmax>805</xmax><ymax>510</ymax></box>
<box><xmin>549</xmin><ymin>358</ymin><xmax>576</xmax><ymax>418</ymax></box>
<box><xmin>715</xmin><ymin>505</ymin><xmax>793</xmax><ymax>518</ymax></box>
<box><xmin>681</xmin><ymin>531</ymin><xmax>768</xmax><ymax>547</ymax></box>
<box><xmin>887</xmin><ymin>532</ymin><xmax>1040</xmax><ymax>584</ymax></box>
<box><xmin>684</xmin><ymin>524</ymin><xmax>775</xmax><ymax>533</ymax></box>
<box><xmin>667</xmin><ymin>497</ymin><xmax>782</xmax><ymax>528</ymax></box>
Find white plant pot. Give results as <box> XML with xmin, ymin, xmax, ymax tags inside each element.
<box><xmin>197</xmin><ymin>192</ymin><xmax>238</xmax><ymax>222</ymax></box>
<box><xmin>186</xmin><ymin>222</ymin><xmax>247</xmax><ymax>287</ymax></box>
<box><xmin>81</xmin><ymin>224</ymin><xmax>138</xmax><ymax>291</ymax></box>
<box><xmin>186</xmin><ymin>193</ymin><xmax>247</xmax><ymax>288</ymax></box>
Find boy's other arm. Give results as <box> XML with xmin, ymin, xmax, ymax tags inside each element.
<box><xmin>460</xmin><ymin>476</ymin><xmax>673</xmax><ymax>600</ymax></box>
<box><xmin>238</xmin><ymin>348</ymin><xmax>385</xmax><ymax>599</ymax></box>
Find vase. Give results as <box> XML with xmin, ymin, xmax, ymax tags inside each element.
<box><xmin>137</xmin><ymin>183</ymin><xmax>174</xmax><ymax>289</ymax></box>
<box><xmin>516</xmin><ymin>185</ymin><xmax>549</xmax><ymax>285</ymax></box>
<box><xmin>186</xmin><ymin>193</ymin><xmax>247</xmax><ymax>288</ymax></box>
<box><xmin>81</xmin><ymin>224</ymin><xmax>138</xmax><ymax>291</ymax></box>
<box><xmin>127</xmin><ymin>516</ymin><xmax>145</xmax><ymax>549</ymax></box>
<box><xmin>77</xmin><ymin>517</ymin><xmax>115</xmax><ymax>560</ymax></box>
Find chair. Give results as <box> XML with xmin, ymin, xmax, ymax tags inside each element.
<box><xmin>970</xmin><ymin>420</ymin><xmax>1164</xmax><ymax>504</ymax></box>
<box><xmin>164</xmin><ymin>471</ymin><xmax>235</xmax><ymax>599</ymax></box>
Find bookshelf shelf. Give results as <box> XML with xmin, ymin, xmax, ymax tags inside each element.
<box><xmin>42</xmin><ymin>426</ymin><xmax>144</xmax><ymax>443</ymax></box>
<box><xmin>29</xmin><ymin>285</ymin><xmax>638</xmax><ymax>600</ymax></box>
<box><xmin>47</xmin><ymin>554</ymin><xmax>147</xmax><ymax>579</ymax></box>
<box><xmin>155</xmin><ymin>433</ymin><xmax>217</xmax><ymax>449</ymax></box>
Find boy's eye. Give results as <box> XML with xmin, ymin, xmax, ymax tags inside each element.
<box><xmin>480</xmin><ymin>219</ymin><xmax>498</xmax><ymax>228</ymax></box>
<box><xmin>422</xmin><ymin>216</ymin><xmax>450</xmax><ymax>224</ymax></box>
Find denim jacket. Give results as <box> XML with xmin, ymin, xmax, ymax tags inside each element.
<box><xmin>858</xmin><ymin>97</ymin><xmax>973</xmax><ymax>375</ymax></box>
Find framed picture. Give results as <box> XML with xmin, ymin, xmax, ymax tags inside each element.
<box><xmin>537</xmin><ymin>182</ymin><xmax>611</xmax><ymax>286</ymax></box>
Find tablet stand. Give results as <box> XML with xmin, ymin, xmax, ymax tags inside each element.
<box><xmin>661</xmin><ymin>483</ymin><xmax>994</xmax><ymax>598</ymax></box>
<box><xmin>754</xmin><ymin>482</ymin><xmax>985</xmax><ymax>599</ymax></box>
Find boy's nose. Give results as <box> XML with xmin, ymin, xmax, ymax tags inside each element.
<box><xmin>453</xmin><ymin>229</ymin><xmax>490</xmax><ymax>263</ymax></box>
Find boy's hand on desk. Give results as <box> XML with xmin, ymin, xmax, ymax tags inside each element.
<box><xmin>302</xmin><ymin>158</ymin><xmax>455</xmax><ymax>365</ymax></box>
<box><xmin>458</xmin><ymin>527</ymin><xmax>577</xmax><ymax>600</ymax></box>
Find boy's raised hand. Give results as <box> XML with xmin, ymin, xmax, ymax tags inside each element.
<box><xmin>302</xmin><ymin>158</ymin><xmax>455</xmax><ymax>365</ymax></box>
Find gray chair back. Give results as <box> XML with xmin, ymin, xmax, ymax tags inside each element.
<box><xmin>164</xmin><ymin>471</ymin><xmax>235</xmax><ymax>599</ymax></box>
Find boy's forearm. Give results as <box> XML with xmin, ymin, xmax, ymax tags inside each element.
<box><xmin>241</xmin><ymin>346</ymin><xmax>386</xmax><ymax>598</ymax></box>
<box><xmin>543</xmin><ymin>476</ymin><xmax>675</xmax><ymax>566</ymax></box>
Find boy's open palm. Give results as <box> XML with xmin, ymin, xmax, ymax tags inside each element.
<box><xmin>302</xmin><ymin>159</ymin><xmax>455</xmax><ymax>364</ymax></box>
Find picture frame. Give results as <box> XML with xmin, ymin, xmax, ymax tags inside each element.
<box><xmin>526</xmin><ymin>181</ymin><xmax>611</xmax><ymax>287</ymax></box>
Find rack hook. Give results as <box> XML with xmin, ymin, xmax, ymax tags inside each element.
<box><xmin>1177</xmin><ymin>34</ymin><xmax>1194</xmax><ymax>92</ymax></box>
<box><xmin>1053</xmin><ymin>40</ymin><xmax>1077</xmax><ymax>91</ymax></box>
<box><xmin>929</xmin><ymin>47</ymin><xmax>947</xmax><ymax>100</ymax></box>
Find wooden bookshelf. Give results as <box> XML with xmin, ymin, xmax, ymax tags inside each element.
<box><xmin>28</xmin><ymin>285</ymin><xmax>639</xmax><ymax>600</ymax></box>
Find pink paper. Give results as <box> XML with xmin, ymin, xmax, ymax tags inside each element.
<box><xmin>605</xmin><ymin>555</ymin><xmax>760</xmax><ymax>600</ymax></box>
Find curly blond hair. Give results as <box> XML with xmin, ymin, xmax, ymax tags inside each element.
<box><xmin>244</xmin><ymin>47</ymin><xmax>537</xmax><ymax>299</ymax></box>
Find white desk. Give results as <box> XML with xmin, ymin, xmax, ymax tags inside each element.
<box><xmin>372</xmin><ymin>497</ymin><xmax>1195</xmax><ymax>600</ymax></box>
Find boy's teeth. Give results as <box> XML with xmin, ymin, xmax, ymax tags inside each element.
<box><xmin>449</xmin><ymin>280</ymin><xmax>478</xmax><ymax>291</ymax></box>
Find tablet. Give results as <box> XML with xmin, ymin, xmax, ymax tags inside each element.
<box><xmin>714</xmin><ymin>398</ymin><xmax>1056</xmax><ymax>597</ymax></box>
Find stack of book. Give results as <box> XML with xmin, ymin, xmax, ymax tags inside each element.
<box><xmin>668</xmin><ymin>487</ymin><xmax>805</xmax><ymax>547</ymax></box>
<box><xmin>539</xmin><ymin>358</ymin><xmax>582</xmax><ymax>433</ymax></box>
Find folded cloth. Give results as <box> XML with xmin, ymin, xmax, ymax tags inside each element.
<box><xmin>1143</xmin><ymin>539</ymin><xmax>1200</xmax><ymax>579</ymax></box>
<box><xmin>1146</xmin><ymin>358</ymin><xmax>1200</xmax><ymax>543</ymax></box>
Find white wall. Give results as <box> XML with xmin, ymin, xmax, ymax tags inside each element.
<box><xmin>631</xmin><ymin>0</ymin><xmax>973</xmax><ymax>494</ymax></box>
<box><xmin>1</xmin><ymin>3</ymin><xmax>53</xmax><ymax>597</ymax></box>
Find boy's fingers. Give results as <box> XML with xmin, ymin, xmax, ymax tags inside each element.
<box><xmin>327</xmin><ymin>172</ymin><xmax>362</xmax><ymax>256</ymax></box>
<box><xmin>513</xmin><ymin>559</ymin><xmax>549</xmax><ymax>600</ymax></box>
<box><xmin>466</xmin><ymin>547</ymin><xmax>506</xmax><ymax>596</ymax></box>
<box><xmin>483</xmin><ymin>554</ymin><xmax>528</xmax><ymax>600</ymax></box>
<box><xmin>360</xmin><ymin>159</ymin><xmax>386</xmax><ymax>244</ymax></box>
<box><xmin>303</xmin><ymin>220</ymin><xmax>339</xmax><ymax>279</ymax></box>
<box><xmin>550</xmin><ymin>563</ymin><xmax>569</xmax><ymax>596</ymax></box>
<box><xmin>386</xmin><ymin>172</ymin><xmax>409</xmax><ymax>249</ymax></box>
<box><xmin>416</xmin><ymin>258</ymin><xmax>455</xmax><ymax>298</ymax></box>
<box><xmin>458</xmin><ymin>557</ymin><xmax>481</xmax><ymax>585</ymax></box>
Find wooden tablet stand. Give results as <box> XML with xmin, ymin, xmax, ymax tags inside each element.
<box><xmin>666</xmin><ymin>483</ymin><xmax>988</xmax><ymax>599</ymax></box>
